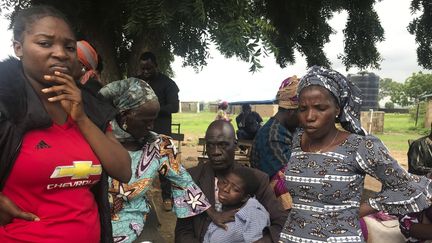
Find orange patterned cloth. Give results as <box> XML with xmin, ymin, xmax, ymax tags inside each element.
<box><xmin>276</xmin><ymin>76</ymin><xmax>299</xmax><ymax>109</ymax></box>
<box><xmin>77</xmin><ymin>40</ymin><xmax>100</xmax><ymax>84</ymax></box>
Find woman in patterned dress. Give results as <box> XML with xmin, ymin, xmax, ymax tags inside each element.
<box><xmin>280</xmin><ymin>66</ymin><xmax>432</xmax><ymax>243</ymax></box>
<box><xmin>99</xmin><ymin>77</ymin><xmax>211</xmax><ymax>243</ymax></box>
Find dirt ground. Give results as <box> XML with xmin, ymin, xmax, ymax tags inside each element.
<box><xmin>149</xmin><ymin>139</ymin><xmax>409</xmax><ymax>243</ymax></box>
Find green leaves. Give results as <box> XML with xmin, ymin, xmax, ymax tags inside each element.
<box><xmin>409</xmin><ymin>0</ymin><xmax>432</xmax><ymax>69</ymax></box>
<box><xmin>2</xmin><ymin>0</ymin><xmax>395</xmax><ymax>77</ymax></box>
<box><xmin>340</xmin><ymin>0</ymin><xmax>384</xmax><ymax>70</ymax></box>
<box><xmin>380</xmin><ymin>72</ymin><xmax>432</xmax><ymax>107</ymax></box>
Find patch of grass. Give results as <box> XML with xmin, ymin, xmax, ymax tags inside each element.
<box><xmin>173</xmin><ymin>111</ymin><xmax>270</xmax><ymax>140</ymax></box>
<box><xmin>173</xmin><ymin>111</ymin><xmax>427</xmax><ymax>153</ymax></box>
<box><xmin>375</xmin><ymin>133</ymin><xmax>420</xmax><ymax>152</ymax></box>
<box><xmin>384</xmin><ymin>113</ymin><xmax>420</xmax><ymax>133</ymax></box>
<box><xmin>172</xmin><ymin>112</ymin><xmax>216</xmax><ymax>138</ymax></box>
<box><xmin>375</xmin><ymin>113</ymin><xmax>427</xmax><ymax>152</ymax></box>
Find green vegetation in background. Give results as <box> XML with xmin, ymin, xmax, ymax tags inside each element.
<box><xmin>172</xmin><ymin>112</ymin><xmax>216</xmax><ymax>137</ymax></box>
<box><xmin>173</xmin><ymin>111</ymin><xmax>271</xmax><ymax>138</ymax></box>
<box><xmin>375</xmin><ymin>133</ymin><xmax>420</xmax><ymax>152</ymax></box>
<box><xmin>384</xmin><ymin>113</ymin><xmax>427</xmax><ymax>134</ymax></box>
<box><xmin>375</xmin><ymin>113</ymin><xmax>427</xmax><ymax>152</ymax></box>
<box><xmin>409</xmin><ymin>102</ymin><xmax>428</xmax><ymax>132</ymax></box>
<box><xmin>173</xmin><ymin>112</ymin><xmax>426</xmax><ymax>153</ymax></box>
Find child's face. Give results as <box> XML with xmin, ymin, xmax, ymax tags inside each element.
<box><xmin>217</xmin><ymin>173</ymin><xmax>247</xmax><ymax>206</ymax></box>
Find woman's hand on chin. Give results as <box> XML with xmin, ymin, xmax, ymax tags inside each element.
<box><xmin>42</xmin><ymin>71</ymin><xmax>87</xmax><ymax>122</ymax></box>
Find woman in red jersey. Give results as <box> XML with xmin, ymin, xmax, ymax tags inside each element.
<box><xmin>0</xmin><ymin>5</ymin><xmax>131</xmax><ymax>243</ymax></box>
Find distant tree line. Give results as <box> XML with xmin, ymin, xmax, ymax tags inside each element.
<box><xmin>380</xmin><ymin>72</ymin><xmax>432</xmax><ymax>107</ymax></box>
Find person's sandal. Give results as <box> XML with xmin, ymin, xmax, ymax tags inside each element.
<box><xmin>163</xmin><ymin>199</ymin><xmax>173</xmax><ymax>211</ymax></box>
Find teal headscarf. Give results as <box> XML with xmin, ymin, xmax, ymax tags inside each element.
<box><xmin>99</xmin><ymin>77</ymin><xmax>159</xmax><ymax>140</ymax></box>
<box><xmin>99</xmin><ymin>77</ymin><xmax>158</xmax><ymax>113</ymax></box>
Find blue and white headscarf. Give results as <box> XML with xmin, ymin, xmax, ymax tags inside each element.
<box><xmin>298</xmin><ymin>66</ymin><xmax>366</xmax><ymax>135</ymax></box>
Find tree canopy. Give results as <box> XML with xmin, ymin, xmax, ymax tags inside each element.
<box><xmin>379</xmin><ymin>72</ymin><xmax>432</xmax><ymax>107</ymax></box>
<box><xmin>1</xmin><ymin>0</ymin><xmax>387</xmax><ymax>81</ymax></box>
<box><xmin>379</xmin><ymin>78</ymin><xmax>409</xmax><ymax>106</ymax></box>
<box><xmin>409</xmin><ymin>0</ymin><xmax>432</xmax><ymax>69</ymax></box>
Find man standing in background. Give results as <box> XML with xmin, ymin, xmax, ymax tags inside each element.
<box><xmin>136</xmin><ymin>51</ymin><xmax>180</xmax><ymax>211</ymax></box>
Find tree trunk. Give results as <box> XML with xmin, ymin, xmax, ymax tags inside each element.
<box><xmin>82</xmin><ymin>26</ymin><xmax>121</xmax><ymax>84</ymax></box>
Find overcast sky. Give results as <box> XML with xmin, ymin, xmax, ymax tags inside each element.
<box><xmin>0</xmin><ymin>0</ymin><xmax>428</xmax><ymax>102</ymax></box>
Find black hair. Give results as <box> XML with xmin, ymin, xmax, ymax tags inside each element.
<box><xmin>139</xmin><ymin>51</ymin><xmax>157</xmax><ymax>66</ymax></box>
<box><xmin>230</xmin><ymin>167</ymin><xmax>259</xmax><ymax>196</ymax></box>
<box><xmin>11</xmin><ymin>5</ymin><xmax>73</xmax><ymax>42</ymax></box>
<box><xmin>242</xmin><ymin>104</ymin><xmax>251</xmax><ymax>111</ymax></box>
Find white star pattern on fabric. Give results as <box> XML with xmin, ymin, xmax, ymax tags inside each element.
<box><xmin>151</xmin><ymin>138</ymin><xmax>161</xmax><ymax>152</ymax></box>
<box><xmin>185</xmin><ymin>190</ymin><xmax>205</xmax><ymax>211</ymax></box>
<box><xmin>116</xmin><ymin>183</ymin><xmax>134</xmax><ymax>202</ymax></box>
<box><xmin>167</xmin><ymin>139</ymin><xmax>177</xmax><ymax>154</ymax></box>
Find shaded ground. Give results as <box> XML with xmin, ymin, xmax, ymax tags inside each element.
<box><xmin>148</xmin><ymin>139</ymin><xmax>408</xmax><ymax>243</ymax></box>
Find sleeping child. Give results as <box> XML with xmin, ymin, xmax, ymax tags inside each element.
<box><xmin>204</xmin><ymin>167</ymin><xmax>270</xmax><ymax>243</ymax></box>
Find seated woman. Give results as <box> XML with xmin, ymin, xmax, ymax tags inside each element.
<box><xmin>76</xmin><ymin>40</ymin><xmax>104</xmax><ymax>95</ymax></box>
<box><xmin>280</xmin><ymin>66</ymin><xmax>432</xmax><ymax>243</ymax></box>
<box><xmin>99</xmin><ymin>77</ymin><xmax>211</xmax><ymax>243</ymax></box>
<box><xmin>204</xmin><ymin>167</ymin><xmax>270</xmax><ymax>243</ymax></box>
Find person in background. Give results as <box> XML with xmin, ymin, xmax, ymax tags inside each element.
<box><xmin>250</xmin><ymin>76</ymin><xmax>299</xmax><ymax>210</ymax></box>
<box><xmin>75</xmin><ymin>40</ymin><xmax>104</xmax><ymax>96</ymax></box>
<box><xmin>0</xmin><ymin>5</ymin><xmax>131</xmax><ymax>243</ymax></box>
<box><xmin>175</xmin><ymin>120</ymin><xmax>287</xmax><ymax>243</ymax></box>
<box><xmin>215</xmin><ymin>101</ymin><xmax>231</xmax><ymax>121</ymax></box>
<box><xmin>136</xmin><ymin>51</ymin><xmax>180</xmax><ymax>211</ymax></box>
<box><xmin>280</xmin><ymin>66</ymin><xmax>432</xmax><ymax>243</ymax></box>
<box><xmin>203</xmin><ymin>167</ymin><xmax>270</xmax><ymax>243</ymax></box>
<box><xmin>407</xmin><ymin>123</ymin><xmax>432</xmax><ymax>175</ymax></box>
<box><xmin>236</xmin><ymin>104</ymin><xmax>263</xmax><ymax>140</ymax></box>
<box><xmin>70</xmin><ymin>40</ymin><xmax>103</xmax><ymax>96</ymax></box>
<box><xmin>100</xmin><ymin>77</ymin><xmax>210</xmax><ymax>243</ymax></box>
<box><xmin>76</xmin><ymin>40</ymin><xmax>100</xmax><ymax>84</ymax></box>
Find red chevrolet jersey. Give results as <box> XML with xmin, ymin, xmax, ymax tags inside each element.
<box><xmin>0</xmin><ymin>117</ymin><xmax>102</xmax><ymax>242</ymax></box>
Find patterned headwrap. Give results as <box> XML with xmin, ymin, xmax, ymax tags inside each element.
<box><xmin>77</xmin><ymin>40</ymin><xmax>100</xmax><ymax>85</ymax></box>
<box><xmin>276</xmin><ymin>76</ymin><xmax>299</xmax><ymax>109</ymax></box>
<box><xmin>99</xmin><ymin>77</ymin><xmax>159</xmax><ymax>140</ymax></box>
<box><xmin>99</xmin><ymin>77</ymin><xmax>158</xmax><ymax>113</ymax></box>
<box><xmin>298</xmin><ymin>66</ymin><xmax>365</xmax><ymax>135</ymax></box>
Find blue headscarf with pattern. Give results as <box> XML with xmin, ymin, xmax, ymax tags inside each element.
<box><xmin>298</xmin><ymin>66</ymin><xmax>366</xmax><ymax>135</ymax></box>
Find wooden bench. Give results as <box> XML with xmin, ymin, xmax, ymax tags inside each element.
<box><xmin>171</xmin><ymin>123</ymin><xmax>184</xmax><ymax>152</ymax></box>
<box><xmin>197</xmin><ymin>138</ymin><xmax>208</xmax><ymax>163</ymax></box>
<box><xmin>235</xmin><ymin>139</ymin><xmax>253</xmax><ymax>167</ymax></box>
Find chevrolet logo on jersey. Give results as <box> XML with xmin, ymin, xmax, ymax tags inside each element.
<box><xmin>50</xmin><ymin>161</ymin><xmax>102</xmax><ymax>180</ymax></box>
